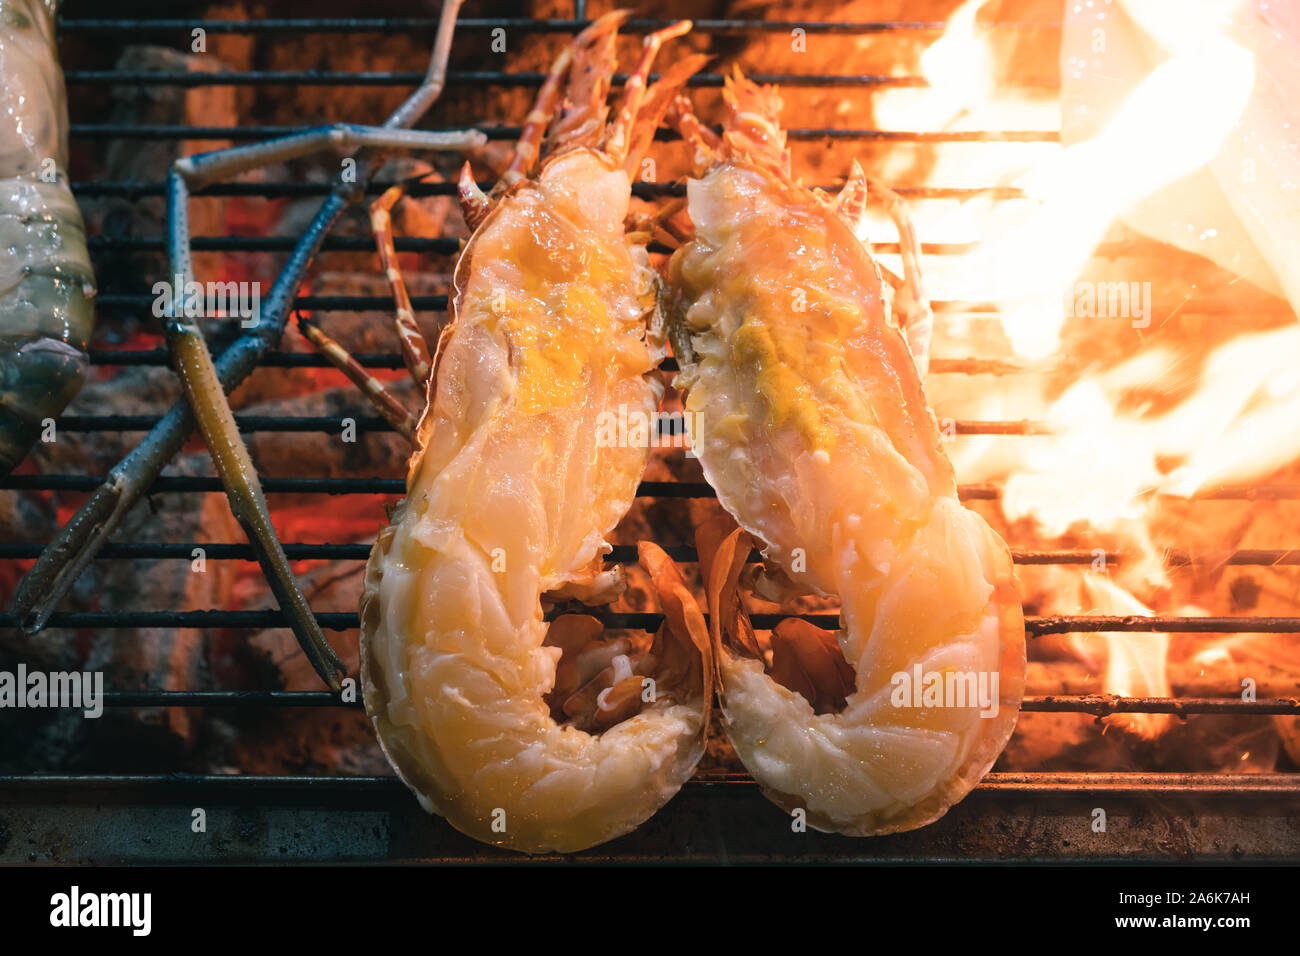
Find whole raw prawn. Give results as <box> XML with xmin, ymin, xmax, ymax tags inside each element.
<box><xmin>359</xmin><ymin>13</ymin><xmax>712</xmax><ymax>853</ymax></box>
<box><xmin>0</xmin><ymin>0</ymin><xmax>95</xmax><ymax>477</ymax></box>
<box><xmin>665</xmin><ymin>72</ymin><xmax>1026</xmax><ymax>835</ymax></box>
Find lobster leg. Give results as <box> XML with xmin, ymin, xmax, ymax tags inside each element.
<box><xmin>457</xmin><ymin>162</ymin><xmax>494</xmax><ymax>231</ymax></box>
<box><xmin>10</xmin><ymin>0</ymin><xmax>476</xmax><ymax>682</ymax></box>
<box><xmin>295</xmin><ymin>171</ymin><xmax>441</xmax><ymax>444</ymax></box>
<box><xmin>174</xmin><ymin>126</ymin><xmax>481</xmax><ymax>191</ymax></box>
<box><xmin>165</xmin><ymin>166</ymin><xmax>358</xmax><ymax>689</ymax></box>
<box><xmin>369</xmin><ymin>175</ymin><xmax>435</xmax><ymax>387</ymax></box>
<box><xmin>664</xmin><ymin>93</ymin><xmax>723</xmax><ymax>174</ymax></box>
<box><xmin>603</xmin><ymin>20</ymin><xmax>693</xmax><ymax>165</ymax></box>
<box><xmin>497</xmin><ymin>9</ymin><xmax>632</xmax><ymax>192</ymax></box>
<box><xmin>297</xmin><ymin>315</ymin><xmax>419</xmax><ymax>442</ymax></box>
<box><xmin>298</xmin><ymin>163</ymin><xmax>460</xmax><ymax>440</ymax></box>
<box><xmin>862</xmin><ymin>172</ymin><xmax>934</xmax><ymax>377</ymax></box>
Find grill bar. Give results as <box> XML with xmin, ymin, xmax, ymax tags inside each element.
<box><xmin>58</xmin><ymin>18</ymin><xmax>1064</xmax><ymax>36</ymax></box>
<box><xmin>66</xmin><ymin>69</ymin><xmax>940</xmax><ymax>89</ymax></box>
<box><xmin>0</xmin><ymin>771</ymin><xmax>1289</xmax><ymax>795</ymax></box>
<box><xmin>2</xmin><ymin>772</ymin><xmax>1289</xmax><ymax>864</ymax></box>
<box><xmin>71</xmin><ymin>123</ymin><xmax>1061</xmax><ymax>143</ymax></box>
<box><xmin>72</xmin><ymin>180</ymin><xmax>1032</xmax><ymax>200</ymax></box>
<box><xmin>2</xmin><ymin>542</ymin><xmax>1296</xmax><ymax>568</ymax></box>
<box><xmin>8</xmin><ymin>473</ymin><xmax>1299</xmax><ymax>502</ymax></box>
<box><xmin>1</xmin><ymin>610</ymin><xmax>1296</xmax><ymax>635</ymax></box>
<box><xmin>1028</xmin><ymin>696</ymin><xmax>1300</xmax><ymax>716</ymax></box>
<box><xmin>3</xmin><ymin>474</ymin><xmax>408</xmax><ymax>494</ymax></box>
<box><xmin>97</xmin><ymin>295</ymin><xmax>1190</xmax><ymax>315</ymax></box>
<box><xmin>78</xmin><ymin>234</ymin><xmax>1168</xmax><ymax>259</ymax></box>
<box><xmin>71</xmin><ymin>351</ymin><xmax>1256</xmax><ymax>376</ymax></box>
<box><xmin>52</xmin><ymin>413</ymin><xmax>1054</xmax><ymax>436</ymax></box>
<box><xmin>87</xmin><ymin>348</ymin><xmax>405</xmax><ymax>368</ymax></box>
<box><xmin>47</xmin><ymin>690</ymin><xmax>1300</xmax><ymax>717</ymax></box>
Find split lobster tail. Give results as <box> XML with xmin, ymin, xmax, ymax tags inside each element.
<box><xmin>359</xmin><ymin>11</ymin><xmax>713</xmax><ymax>853</ymax></box>
<box><xmin>668</xmin><ymin>69</ymin><xmax>1026</xmax><ymax>836</ymax></box>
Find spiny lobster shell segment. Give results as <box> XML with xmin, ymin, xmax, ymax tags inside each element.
<box><xmin>718</xmin><ymin>67</ymin><xmax>792</xmax><ymax>179</ymax></box>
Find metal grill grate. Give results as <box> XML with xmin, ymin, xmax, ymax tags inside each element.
<box><xmin>1</xmin><ymin>2</ymin><xmax>1297</xmax><ymax>863</ymax></box>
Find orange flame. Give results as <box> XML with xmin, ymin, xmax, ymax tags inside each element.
<box><xmin>889</xmin><ymin>0</ymin><xmax>1286</xmax><ymax>740</ymax></box>
<box><xmin>978</xmin><ymin>21</ymin><xmax>1255</xmax><ymax>358</ymax></box>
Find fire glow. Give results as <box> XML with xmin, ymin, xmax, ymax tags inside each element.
<box><xmin>874</xmin><ymin>0</ymin><xmax>1298</xmax><ymax>739</ymax></box>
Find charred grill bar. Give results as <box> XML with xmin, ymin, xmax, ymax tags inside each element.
<box><xmin>0</xmin><ymin>4</ymin><xmax>1297</xmax><ymax>863</ymax></box>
